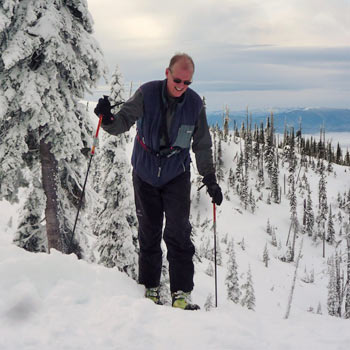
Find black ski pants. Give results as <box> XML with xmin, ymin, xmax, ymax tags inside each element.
<box><xmin>133</xmin><ymin>170</ymin><xmax>195</xmax><ymax>293</ymax></box>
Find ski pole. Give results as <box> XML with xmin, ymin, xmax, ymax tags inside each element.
<box><xmin>197</xmin><ymin>183</ymin><xmax>218</xmax><ymax>306</ymax></box>
<box><xmin>68</xmin><ymin>114</ymin><xmax>103</xmax><ymax>254</ymax></box>
<box><xmin>213</xmin><ymin>202</ymin><xmax>218</xmax><ymax>307</ymax></box>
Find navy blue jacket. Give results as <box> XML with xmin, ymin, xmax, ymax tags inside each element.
<box><xmin>101</xmin><ymin>79</ymin><xmax>215</xmax><ymax>187</ymax></box>
<box><xmin>131</xmin><ymin>80</ymin><xmax>202</xmax><ymax>186</ymax></box>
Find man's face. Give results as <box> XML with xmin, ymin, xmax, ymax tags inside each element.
<box><xmin>165</xmin><ymin>61</ymin><xmax>193</xmax><ymax>98</ymax></box>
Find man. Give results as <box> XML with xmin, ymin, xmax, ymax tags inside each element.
<box><xmin>94</xmin><ymin>53</ymin><xmax>222</xmax><ymax>310</ymax></box>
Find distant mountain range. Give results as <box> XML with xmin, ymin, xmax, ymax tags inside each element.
<box><xmin>207</xmin><ymin>107</ymin><xmax>350</xmax><ymax>133</ymax></box>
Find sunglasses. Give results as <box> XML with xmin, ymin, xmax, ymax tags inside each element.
<box><xmin>169</xmin><ymin>69</ymin><xmax>192</xmax><ymax>86</ymax></box>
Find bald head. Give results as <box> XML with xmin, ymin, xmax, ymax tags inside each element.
<box><xmin>168</xmin><ymin>53</ymin><xmax>195</xmax><ymax>73</ymax></box>
<box><xmin>166</xmin><ymin>53</ymin><xmax>194</xmax><ymax>98</ymax></box>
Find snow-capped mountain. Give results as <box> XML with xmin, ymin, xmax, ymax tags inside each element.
<box><xmin>207</xmin><ymin>107</ymin><xmax>350</xmax><ymax>133</ymax></box>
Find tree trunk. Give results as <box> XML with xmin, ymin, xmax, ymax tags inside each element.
<box><xmin>40</xmin><ymin>137</ymin><xmax>62</xmax><ymax>252</ymax></box>
<box><xmin>284</xmin><ymin>239</ymin><xmax>303</xmax><ymax>319</ymax></box>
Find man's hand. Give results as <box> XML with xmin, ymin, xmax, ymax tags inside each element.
<box><xmin>94</xmin><ymin>96</ymin><xmax>114</xmax><ymax>124</ymax></box>
<box><xmin>202</xmin><ymin>173</ymin><xmax>223</xmax><ymax>206</ymax></box>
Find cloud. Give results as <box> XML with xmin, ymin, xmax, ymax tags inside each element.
<box><xmin>87</xmin><ymin>0</ymin><xmax>350</xmax><ymax>109</ymax></box>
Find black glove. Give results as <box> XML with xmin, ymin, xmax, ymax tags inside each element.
<box><xmin>202</xmin><ymin>173</ymin><xmax>223</xmax><ymax>206</ymax></box>
<box><xmin>94</xmin><ymin>96</ymin><xmax>114</xmax><ymax>125</ymax></box>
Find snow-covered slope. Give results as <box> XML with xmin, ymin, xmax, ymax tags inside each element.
<box><xmin>1</xmin><ymin>229</ymin><xmax>349</xmax><ymax>350</ymax></box>
<box><xmin>1</xmin><ymin>106</ymin><xmax>350</xmax><ymax>350</ymax></box>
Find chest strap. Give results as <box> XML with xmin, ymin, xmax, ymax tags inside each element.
<box><xmin>136</xmin><ymin>133</ymin><xmax>182</xmax><ymax>158</ymax></box>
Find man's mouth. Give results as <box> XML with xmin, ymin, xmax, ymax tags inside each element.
<box><xmin>175</xmin><ymin>87</ymin><xmax>183</xmax><ymax>92</ymax></box>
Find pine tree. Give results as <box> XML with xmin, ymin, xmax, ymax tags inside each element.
<box><xmin>96</xmin><ymin>70</ymin><xmax>137</xmax><ymax>271</ymax></box>
<box><xmin>13</xmin><ymin>181</ymin><xmax>46</xmax><ymax>252</ymax></box>
<box><xmin>216</xmin><ymin>138</ymin><xmax>224</xmax><ymax>183</ymax></box>
<box><xmin>240</xmin><ymin>171</ymin><xmax>249</xmax><ymax>210</ymax></box>
<box><xmin>225</xmin><ymin>239</ymin><xmax>241</xmax><ymax>303</ymax></box>
<box><xmin>271</xmin><ymin>227</ymin><xmax>278</xmax><ymax>247</ymax></box>
<box><xmin>257</xmin><ymin>158</ymin><xmax>265</xmax><ymax>189</ymax></box>
<box><xmin>109</xmin><ymin>65</ymin><xmax>125</xmax><ymax>108</ymax></box>
<box><xmin>317</xmin><ymin>161</ymin><xmax>328</xmax><ymax>255</ymax></box>
<box><xmin>271</xmin><ymin>161</ymin><xmax>280</xmax><ymax>203</ymax></box>
<box><xmin>318</xmin><ymin>161</ymin><xmax>328</xmax><ymax>216</ymax></box>
<box><xmin>241</xmin><ymin>265</ymin><xmax>255</xmax><ymax>311</ymax></box>
<box><xmin>336</xmin><ymin>142</ymin><xmax>342</xmax><ymax>164</ymax></box>
<box><xmin>288</xmin><ymin>175</ymin><xmax>299</xmax><ymax>237</ymax></box>
<box><xmin>266</xmin><ymin>193</ymin><xmax>271</xmax><ymax>205</ymax></box>
<box><xmin>249</xmin><ymin>189</ymin><xmax>256</xmax><ymax>213</ymax></box>
<box><xmin>327</xmin><ymin>258</ymin><xmax>340</xmax><ymax>317</ymax></box>
<box><xmin>285</xmin><ymin>241</ymin><xmax>294</xmax><ymax>262</ymax></box>
<box><xmin>263</xmin><ymin>243</ymin><xmax>270</xmax><ymax>267</ymax></box>
<box><xmin>266</xmin><ymin>219</ymin><xmax>272</xmax><ymax>235</ymax></box>
<box><xmin>305</xmin><ymin>184</ymin><xmax>315</xmax><ymax>237</ymax></box>
<box><xmin>0</xmin><ymin>0</ymin><xmax>104</xmax><ymax>255</ymax></box>
<box><xmin>284</xmin><ymin>239</ymin><xmax>303</xmax><ymax>319</ymax></box>
<box><xmin>239</xmin><ymin>237</ymin><xmax>246</xmax><ymax>251</ymax></box>
<box><xmin>95</xmin><ymin>76</ymin><xmax>137</xmax><ymax>279</ymax></box>
<box><xmin>235</xmin><ymin>151</ymin><xmax>244</xmax><ymax>187</ymax></box>
<box><xmin>326</xmin><ymin>206</ymin><xmax>335</xmax><ymax>244</ymax></box>
<box><xmin>228</xmin><ymin>168</ymin><xmax>235</xmax><ymax>190</ymax></box>
<box><xmin>223</xmin><ymin>106</ymin><xmax>230</xmax><ymax>142</ymax></box>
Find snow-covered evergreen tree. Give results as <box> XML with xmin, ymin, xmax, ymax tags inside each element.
<box><xmin>327</xmin><ymin>258</ymin><xmax>340</xmax><ymax>317</ymax></box>
<box><xmin>266</xmin><ymin>219</ymin><xmax>272</xmax><ymax>235</ymax></box>
<box><xmin>216</xmin><ymin>138</ymin><xmax>224</xmax><ymax>183</ymax></box>
<box><xmin>249</xmin><ymin>189</ymin><xmax>256</xmax><ymax>213</ymax></box>
<box><xmin>228</xmin><ymin>168</ymin><xmax>235</xmax><ymax>191</ymax></box>
<box><xmin>288</xmin><ymin>175</ymin><xmax>299</xmax><ymax>236</ymax></box>
<box><xmin>13</xmin><ymin>180</ymin><xmax>46</xmax><ymax>252</ymax></box>
<box><xmin>271</xmin><ymin>227</ymin><xmax>277</xmax><ymax>247</ymax></box>
<box><xmin>95</xmin><ymin>68</ymin><xmax>137</xmax><ymax>279</ymax></box>
<box><xmin>241</xmin><ymin>265</ymin><xmax>255</xmax><ymax>310</ymax></box>
<box><xmin>223</xmin><ymin>106</ymin><xmax>230</xmax><ymax>142</ymax></box>
<box><xmin>318</xmin><ymin>161</ymin><xmax>328</xmax><ymax>227</ymax></box>
<box><xmin>240</xmin><ymin>171</ymin><xmax>249</xmax><ymax>210</ymax></box>
<box><xmin>305</xmin><ymin>184</ymin><xmax>315</xmax><ymax>237</ymax></box>
<box><xmin>263</xmin><ymin>243</ymin><xmax>270</xmax><ymax>267</ymax></box>
<box><xmin>109</xmin><ymin>64</ymin><xmax>125</xmax><ymax>108</ymax></box>
<box><xmin>326</xmin><ymin>206</ymin><xmax>335</xmax><ymax>244</ymax></box>
<box><xmin>317</xmin><ymin>162</ymin><xmax>328</xmax><ymax>255</ymax></box>
<box><xmin>0</xmin><ymin>0</ymin><xmax>104</xmax><ymax>256</ymax></box>
<box><xmin>285</xmin><ymin>241</ymin><xmax>294</xmax><ymax>263</ymax></box>
<box><xmin>271</xmin><ymin>161</ymin><xmax>280</xmax><ymax>203</ymax></box>
<box><xmin>225</xmin><ymin>239</ymin><xmax>241</xmax><ymax>303</ymax></box>
<box><xmin>264</xmin><ymin>119</ymin><xmax>275</xmax><ymax>180</ymax></box>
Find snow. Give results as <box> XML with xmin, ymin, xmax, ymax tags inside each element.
<box><xmin>0</xmin><ymin>237</ymin><xmax>349</xmax><ymax>350</ymax></box>
<box><xmin>1</xmin><ymin>114</ymin><xmax>350</xmax><ymax>349</ymax></box>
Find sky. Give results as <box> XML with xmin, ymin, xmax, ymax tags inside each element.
<box><xmin>87</xmin><ymin>0</ymin><xmax>350</xmax><ymax>112</ymax></box>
